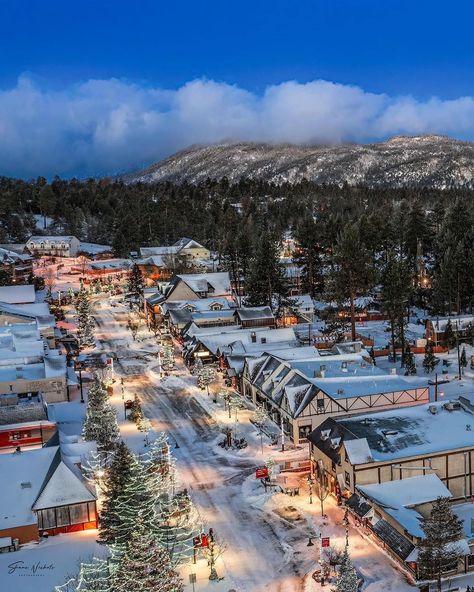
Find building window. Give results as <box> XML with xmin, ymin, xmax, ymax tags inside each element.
<box><xmin>344</xmin><ymin>471</ymin><xmax>351</xmax><ymax>487</ymax></box>
<box><xmin>316</xmin><ymin>398</ymin><xmax>324</xmax><ymax>412</ymax></box>
<box><xmin>298</xmin><ymin>425</ymin><xmax>312</xmax><ymax>440</ymax></box>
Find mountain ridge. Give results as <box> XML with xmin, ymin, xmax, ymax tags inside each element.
<box><xmin>122</xmin><ymin>135</ymin><xmax>474</xmax><ymax>188</ymax></box>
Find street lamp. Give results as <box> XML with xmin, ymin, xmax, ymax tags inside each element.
<box><xmin>307</xmin><ymin>475</ymin><xmax>314</xmax><ymax>504</ymax></box>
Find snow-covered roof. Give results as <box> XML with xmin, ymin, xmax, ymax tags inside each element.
<box><xmin>199</xmin><ymin>327</ymin><xmax>296</xmax><ymax>356</ymax></box>
<box><xmin>33</xmin><ymin>461</ymin><xmax>95</xmax><ymax>510</ymax></box>
<box><xmin>174</xmin><ymin>272</ymin><xmax>231</xmax><ymax>297</ymax></box>
<box><xmin>358</xmin><ymin>475</ymin><xmax>451</xmax><ymax>538</ymax></box>
<box><xmin>163</xmin><ymin>297</ymin><xmax>231</xmax><ymax>313</ymax></box>
<box><xmin>0</xmin><ymin>284</ymin><xmax>35</xmax><ymax>304</ymax></box>
<box><xmin>0</xmin><ymin>446</ymin><xmax>59</xmax><ymax>528</ymax></box>
<box><xmin>293</xmin><ymin>294</ymin><xmax>314</xmax><ymax>310</ymax></box>
<box><xmin>339</xmin><ymin>400</ymin><xmax>474</xmax><ymax>462</ymax></box>
<box><xmin>344</xmin><ymin>439</ymin><xmax>374</xmax><ymax>464</ymax></box>
<box><xmin>79</xmin><ymin>242</ymin><xmax>112</xmax><ymax>255</ymax></box>
<box><xmin>84</xmin><ymin>258</ymin><xmax>131</xmax><ymax>271</ymax></box>
<box><xmin>0</xmin><ymin>247</ymin><xmax>32</xmax><ymax>263</ymax></box>
<box><xmin>236</xmin><ymin>306</ymin><xmax>274</xmax><ymax>321</ymax></box>
<box><xmin>173</xmin><ymin>237</ymin><xmax>206</xmax><ymax>250</ymax></box>
<box><xmin>429</xmin><ymin>315</ymin><xmax>474</xmax><ymax>333</ymax></box>
<box><xmin>140</xmin><ymin>246</ymin><xmax>180</xmax><ymax>257</ymax></box>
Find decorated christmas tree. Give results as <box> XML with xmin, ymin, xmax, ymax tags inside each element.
<box><xmin>334</xmin><ymin>546</ymin><xmax>359</xmax><ymax>592</ymax></box>
<box><xmin>76</xmin><ymin>291</ymin><xmax>95</xmax><ymax>349</ymax></box>
<box><xmin>98</xmin><ymin>441</ymin><xmax>136</xmax><ymax>545</ymax></box>
<box><xmin>113</xmin><ymin>515</ymin><xmax>183</xmax><ymax>592</ymax></box>
<box><xmin>111</xmin><ymin>456</ymin><xmax>157</xmax><ymax>556</ymax></box>
<box><xmin>82</xmin><ymin>378</ymin><xmax>119</xmax><ymax>450</ymax></box>
<box><xmin>54</xmin><ymin>557</ymin><xmax>111</xmax><ymax>592</ymax></box>
<box><xmin>192</xmin><ymin>357</ymin><xmax>203</xmax><ymax>375</ymax></box>
<box><xmin>145</xmin><ymin>435</ymin><xmax>201</xmax><ymax>566</ymax></box>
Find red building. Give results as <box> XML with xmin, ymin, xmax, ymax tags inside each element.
<box><xmin>0</xmin><ymin>420</ymin><xmax>57</xmax><ymax>450</ymax></box>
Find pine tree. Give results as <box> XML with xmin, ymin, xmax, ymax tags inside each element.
<box><xmin>404</xmin><ymin>344</ymin><xmax>417</xmax><ymax>375</ymax></box>
<box><xmin>334</xmin><ymin>547</ymin><xmax>359</xmax><ymax>592</ymax></box>
<box><xmin>460</xmin><ymin>346</ymin><xmax>467</xmax><ymax>373</ymax></box>
<box><xmin>293</xmin><ymin>216</ymin><xmax>324</xmax><ymax>297</ymax></box>
<box><xmin>113</xmin><ymin>516</ymin><xmax>183</xmax><ymax>592</ymax></box>
<box><xmin>82</xmin><ymin>378</ymin><xmax>119</xmax><ymax>450</ymax></box>
<box><xmin>423</xmin><ymin>341</ymin><xmax>439</xmax><ymax>373</ymax></box>
<box><xmin>417</xmin><ymin>497</ymin><xmax>464</xmax><ymax>592</ymax></box>
<box><xmin>76</xmin><ymin>292</ymin><xmax>95</xmax><ymax>349</ymax></box>
<box><xmin>128</xmin><ymin>263</ymin><xmax>144</xmax><ymax>303</ymax></box>
<box><xmin>112</xmin><ymin>457</ymin><xmax>157</xmax><ymax>551</ymax></box>
<box><xmin>326</xmin><ymin>222</ymin><xmax>373</xmax><ymax>342</ymax></box>
<box><xmin>128</xmin><ymin>393</ymin><xmax>143</xmax><ymax>424</ymax></box>
<box><xmin>98</xmin><ymin>442</ymin><xmax>135</xmax><ymax>545</ymax></box>
<box><xmin>197</xmin><ymin>366</ymin><xmax>216</xmax><ymax>397</ymax></box>
<box><xmin>245</xmin><ymin>231</ymin><xmax>288</xmax><ymax>311</ymax></box>
<box><xmin>192</xmin><ymin>357</ymin><xmax>203</xmax><ymax>375</ymax></box>
<box><xmin>443</xmin><ymin>319</ymin><xmax>456</xmax><ymax>353</ymax></box>
<box><xmin>380</xmin><ymin>251</ymin><xmax>412</xmax><ymax>359</ymax></box>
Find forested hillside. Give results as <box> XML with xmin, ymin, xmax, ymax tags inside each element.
<box><xmin>1</xmin><ymin>175</ymin><xmax>473</xmax><ymax>316</ymax></box>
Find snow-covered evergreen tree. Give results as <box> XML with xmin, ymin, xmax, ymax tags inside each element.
<box><xmin>98</xmin><ymin>441</ymin><xmax>135</xmax><ymax>545</ymax></box>
<box><xmin>197</xmin><ymin>366</ymin><xmax>215</xmax><ymax>396</ymax></box>
<box><xmin>128</xmin><ymin>263</ymin><xmax>144</xmax><ymax>303</ymax></box>
<box><xmin>417</xmin><ymin>497</ymin><xmax>464</xmax><ymax>591</ymax></box>
<box><xmin>111</xmin><ymin>456</ymin><xmax>157</xmax><ymax>554</ymax></box>
<box><xmin>82</xmin><ymin>378</ymin><xmax>119</xmax><ymax>450</ymax></box>
<box><xmin>192</xmin><ymin>357</ymin><xmax>203</xmax><ymax>375</ymax></box>
<box><xmin>460</xmin><ymin>346</ymin><xmax>467</xmax><ymax>373</ymax></box>
<box><xmin>113</xmin><ymin>516</ymin><xmax>183</xmax><ymax>592</ymax></box>
<box><xmin>145</xmin><ymin>435</ymin><xmax>201</xmax><ymax>566</ymax></box>
<box><xmin>404</xmin><ymin>344</ymin><xmax>417</xmax><ymax>375</ymax></box>
<box><xmin>54</xmin><ymin>557</ymin><xmax>111</xmax><ymax>592</ymax></box>
<box><xmin>128</xmin><ymin>393</ymin><xmax>143</xmax><ymax>424</ymax></box>
<box><xmin>162</xmin><ymin>344</ymin><xmax>175</xmax><ymax>368</ymax></box>
<box><xmin>76</xmin><ymin>291</ymin><xmax>95</xmax><ymax>349</ymax></box>
<box><xmin>423</xmin><ymin>341</ymin><xmax>439</xmax><ymax>373</ymax></box>
<box><xmin>334</xmin><ymin>547</ymin><xmax>359</xmax><ymax>592</ymax></box>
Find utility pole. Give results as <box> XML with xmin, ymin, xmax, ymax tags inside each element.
<box><xmin>456</xmin><ymin>320</ymin><xmax>461</xmax><ymax>379</ymax></box>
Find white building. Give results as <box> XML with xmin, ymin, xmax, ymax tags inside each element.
<box><xmin>26</xmin><ymin>236</ymin><xmax>81</xmax><ymax>257</ymax></box>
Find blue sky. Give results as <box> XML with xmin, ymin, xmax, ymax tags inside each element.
<box><xmin>0</xmin><ymin>0</ymin><xmax>473</xmax><ymax>178</ymax></box>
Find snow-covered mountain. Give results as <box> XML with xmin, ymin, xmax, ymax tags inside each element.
<box><xmin>123</xmin><ymin>135</ymin><xmax>474</xmax><ymax>188</ymax></box>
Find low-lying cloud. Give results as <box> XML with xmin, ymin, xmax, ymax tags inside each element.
<box><xmin>2</xmin><ymin>75</ymin><xmax>474</xmax><ymax>178</ymax></box>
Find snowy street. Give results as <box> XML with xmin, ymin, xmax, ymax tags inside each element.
<box><xmin>91</xmin><ymin>299</ymin><xmax>419</xmax><ymax>592</ymax></box>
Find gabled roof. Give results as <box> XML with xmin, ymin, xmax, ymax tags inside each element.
<box><xmin>171</xmin><ymin>272</ymin><xmax>231</xmax><ymax>297</ymax></box>
<box><xmin>0</xmin><ymin>446</ymin><xmax>59</xmax><ymax>528</ymax></box>
<box><xmin>173</xmin><ymin>237</ymin><xmax>206</xmax><ymax>250</ymax></box>
<box><xmin>33</xmin><ymin>461</ymin><xmax>95</xmax><ymax>510</ymax></box>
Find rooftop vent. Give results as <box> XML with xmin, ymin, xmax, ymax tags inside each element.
<box><xmin>390</xmin><ymin>368</ymin><xmax>397</xmax><ymax>375</ymax></box>
<box><xmin>341</xmin><ymin>362</ymin><xmax>348</xmax><ymax>373</ymax></box>
<box><xmin>444</xmin><ymin>401</ymin><xmax>461</xmax><ymax>412</ymax></box>
<box><xmin>337</xmin><ymin>388</ymin><xmax>344</xmax><ymax>395</ymax></box>
<box><xmin>361</xmin><ymin>417</ymin><xmax>376</xmax><ymax>425</ymax></box>
<box><xmin>314</xmin><ymin>369</ymin><xmax>326</xmax><ymax>378</ymax></box>
<box><xmin>320</xmin><ymin>364</ymin><xmax>326</xmax><ymax>372</ymax></box>
<box><xmin>251</xmin><ymin>332</ymin><xmax>257</xmax><ymax>343</ymax></box>
<box><xmin>260</xmin><ymin>337</ymin><xmax>267</xmax><ymax>344</ymax></box>
<box><xmin>382</xmin><ymin>430</ymin><xmax>398</xmax><ymax>437</ymax></box>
